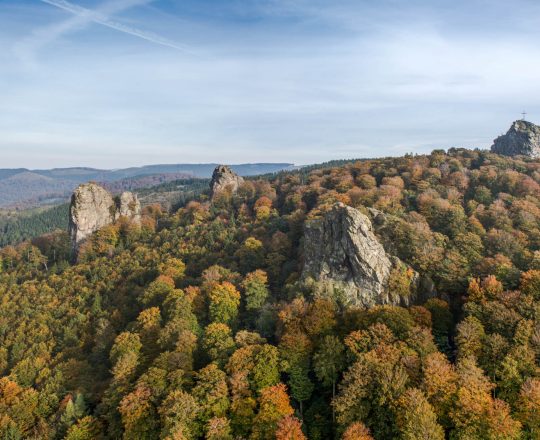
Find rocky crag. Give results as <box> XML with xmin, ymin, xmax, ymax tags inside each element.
<box><xmin>491</xmin><ymin>120</ymin><xmax>540</xmax><ymax>158</ymax></box>
<box><xmin>302</xmin><ymin>203</ymin><xmax>433</xmax><ymax>308</ymax></box>
<box><xmin>210</xmin><ymin>165</ymin><xmax>244</xmax><ymax>200</ymax></box>
<box><xmin>69</xmin><ymin>183</ymin><xmax>141</xmax><ymax>250</ymax></box>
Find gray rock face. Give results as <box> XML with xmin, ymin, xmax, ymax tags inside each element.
<box><xmin>116</xmin><ymin>191</ymin><xmax>141</xmax><ymax>223</ymax></box>
<box><xmin>69</xmin><ymin>183</ymin><xmax>141</xmax><ymax>250</ymax></box>
<box><xmin>210</xmin><ymin>165</ymin><xmax>244</xmax><ymax>200</ymax></box>
<box><xmin>491</xmin><ymin>120</ymin><xmax>540</xmax><ymax>158</ymax></box>
<box><xmin>302</xmin><ymin>203</ymin><xmax>424</xmax><ymax>307</ymax></box>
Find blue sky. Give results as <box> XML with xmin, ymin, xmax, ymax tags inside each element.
<box><xmin>1</xmin><ymin>0</ymin><xmax>540</xmax><ymax>168</ymax></box>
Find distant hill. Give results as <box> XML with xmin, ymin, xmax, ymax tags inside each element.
<box><xmin>0</xmin><ymin>163</ymin><xmax>294</xmax><ymax>209</ymax></box>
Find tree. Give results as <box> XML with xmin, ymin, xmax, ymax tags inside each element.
<box><xmin>0</xmin><ymin>378</ymin><xmax>41</xmax><ymax>437</ymax></box>
<box><xmin>313</xmin><ymin>335</ymin><xmax>346</xmax><ymax>400</ymax></box>
<box><xmin>275</xmin><ymin>416</ymin><xmax>306</xmax><ymax>440</ymax></box>
<box><xmin>236</xmin><ymin>237</ymin><xmax>265</xmax><ymax>273</ymax></box>
<box><xmin>517</xmin><ymin>378</ymin><xmax>540</xmax><ymax>438</ymax></box>
<box><xmin>252</xmin><ymin>344</ymin><xmax>280</xmax><ymax>392</ymax></box>
<box><xmin>209</xmin><ymin>282</ymin><xmax>241</xmax><ymax>326</ymax></box>
<box><xmin>424</xmin><ymin>299</ymin><xmax>452</xmax><ymax>350</ymax></box>
<box><xmin>342</xmin><ymin>422</ymin><xmax>373</xmax><ymax>440</ymax></box>
<box><xmin>159</xmin><ymin>257</ymin><xmax>186</xmax><ymax>285</ymax></box>
<box><xmin>59</xmin><ymin>393</ymin><xmax>87</xmax><ymax>437</ymax></box>
<box><xmin>288</xmin><ymin>365</ymin><xmax>313</xmax><ymax>417</ymax></box>
<box><xmin>206</xmin><ymin>417</ymin><xmax>233</xmax><ymax>440</ymax></box>
<box><xmin>333</xmin><ymin>343</ymin><xmax>410</xmax><ymax>438</ymax></box>
<box><xmin>65</xmin><ymin>416</ymin><xmax>103</xmax><ymax>440</ymax></box>
<box><xmin>110</xmin><ymin>332</ymin><xmax>142</xmax><ymax>381</ymax></box>
<box><xmin>242</xmin><ymin>270</ymin><xmax>270</xmax><ymax>313</ymax></box>
<box><xmin>421</xmin><ymin>352</ymin><xmax>457</xmax><ymax>427</ymax></box>
<box><xmin>254</xmin><ymin>197</ymin><xmax>274</xmax><ymax>221</ymax></box>
<box><xmin>192</xmin><ymin>364</ymin><xmax>230</xmax><ymax>426</ymax></box>
<box><xmin>159</xmin><ymin>390</ymin><xmax>200</xmax><ymax>440</ymax></box>
<box><xmin>119</xmin><ymin>385</ymin><xmax>158</xmax><ymax>440</ymax></box>
<box><xmin>520</xmin><ymin>270</ymin><xmax>540</xmax><ymax>299</ymax></box>
<box><xmin>396</xmin><ymin>388</ymin><xmax>444</xmax><ymax>440</ymax></box>
<box><xmin>279</xmin><ymin>331</ymin><xmax>312</xmax><ymax>374</ymax></box>
<box><xmin>455</xmin><ymin>316</ymin><xmax>485</xmax><ymax>360</ymax></box>
<box><xmin>135</xmin><ymin>307</ymin><xmax>162</xmax><ymax>360</ymax></box>
<box><xmin>251</xmin><ymin>384</ymin><xmax>294</xmax><ymax>440</ymax></box>
<box><xmin>202</xmin><ymin>323</ymin><xmax>236</xmax><ymax>368</ymax></box>
<box><xmin>450</xmin><ymin>357</ymin><xmax>521</xmax><ymax>440</ymax></box>
<box><xmin>141</xmin><ymin>277</ymin><xmax>175</xmax><ymax>306</ymax></box>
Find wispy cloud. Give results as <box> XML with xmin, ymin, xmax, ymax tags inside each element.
<box><xmin>41</xmin><ymin>0</ymin><xmax>191</xmax><ymax>51</ymax></box>
<box><xmin>15</xmin><ymin>0</ymin><xmax>190</xmax><ymax>65</ymax></box>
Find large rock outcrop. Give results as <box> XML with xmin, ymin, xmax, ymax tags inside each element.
<box><xmin>491</xmin><ymin>120</ymin><xmax>540</xmax><ymax>158</ymax></box>
<box><xmin>210</xmin><ymin>165</ymin><xmax>244</xmax><ymax>200</ymax></box>
<box><xmin>69</xmin><ymin>183</ymin><xmax>141</xmax><ymax>250</ymax></box>
<box><xmin>302</xmin><ymin>203</ymin><xmax>429</xmax><ymax>308</ymax></box>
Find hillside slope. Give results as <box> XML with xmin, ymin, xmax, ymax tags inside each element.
<box><xmin>0</xmin><ymin>149</ymin><xmax>539</xmax><ymax>439</ymax></box>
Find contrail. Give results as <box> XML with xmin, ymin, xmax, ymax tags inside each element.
<box><xmin>40</xmin><ymin>0</ymin><xmax>192</xmax><ymax>53</ymax></box>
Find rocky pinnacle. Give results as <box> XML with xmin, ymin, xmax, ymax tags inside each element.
<box><xmin>491</xmin><ymin>120</ymin><xmax>540</xmax><ymax>158</ymax></box>
<box><xmin>68</xmin><ymin>183</ymin><xmax>141</xmax><ymax>251</ymax></box>
<box><xmin>210</xmin><ymin>165</ymin><xmax>244</xmax><ymax>200</ymax></box>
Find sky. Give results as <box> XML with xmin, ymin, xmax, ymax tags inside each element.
<box><xmin>1</xmin><ymin>0</ymin><xmax>540</xmax><ymax>168</ymax></box>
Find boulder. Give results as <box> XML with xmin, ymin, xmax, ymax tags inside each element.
<box><xmin>68</xmin><ymin>183</ymin><xmax>141</xmax><ymax>250</ymax></box>
<box><xmin>491</xmin><ymin>120</ymin><xmax>540</xmax><ymax>158</ymax></box>
<box><xmin>210</xmin><ymin>165</ymin><xmax>244</xmax><ymax>200</ymax></box>
<box><xmin>302</xmin><ymin>203</ymin><xmax>429</xmax><ymax>307</ymax></box>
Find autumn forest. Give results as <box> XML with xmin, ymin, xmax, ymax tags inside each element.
<box><xmin>1</xmin><ymin>148</ymin><xmax>540</xmax><ymax>440</ymax></box>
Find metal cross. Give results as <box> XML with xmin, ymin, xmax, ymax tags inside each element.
<box><xmin>522</xmin><ymin>111</ymin><xmax>527</xmax><ymax>120</ymax></box>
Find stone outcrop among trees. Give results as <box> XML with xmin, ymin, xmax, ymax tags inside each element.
<box><xmin>302</xmin><ymin>203</ymin><xmax>427</xmax><ymax>307</ymax></box>
<box><xmin>68</xmin><ymin>183</ymin><xmax>141</xmax><ymax>249</ymax></box>
<box><xmin>210</xmin><ymin>165</ymin><xmax>244</xmax><ymax>200</ymax></box>
<box><xmin>491</xmin><ymin>120</ymin><xmax>540</xmax><ymax>157</ymax></box>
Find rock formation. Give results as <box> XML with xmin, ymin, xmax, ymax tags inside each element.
<box><xmin>116</xmin><ymin>191</ymin><xmax>142</xmax><ymax>223</ymax></box>
<box><xmin>491</xmin><ymin>120</ymin><xmax>540</xmax><ymax>158</ymax></box>
<box><xmin>210</xmin><ymin>165</ymin><xmax>244</xmax><ymax>200</ymax></box>
<box><xmin>69</xmin><ymin>183</ymin><xmax>141</xmax><ymax>250</ymax></box>
<box><xmin>302</xmin><ymin>203</ymin><xmax>430</xmax><ymax>308</ymax></box>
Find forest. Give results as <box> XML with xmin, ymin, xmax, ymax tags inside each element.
<box><xmin>0</xmin><ymin>204</ymin><xmax>69</xmax><ymax>248</ymax></box>
<box><xmin>0</xmin><ymin>148</ymin><xmax>539</xmax><ymax>439</ymax></box>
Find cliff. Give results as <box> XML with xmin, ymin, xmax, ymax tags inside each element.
<box><xmin>302</xmin><ymin>203</ymin><xmax>432</xmax><ymax>307</ymax></box>
<box><xmin>491</xmin><ymin>120</ymin><xmax>540</xmax><ymax>158</ymax></box>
